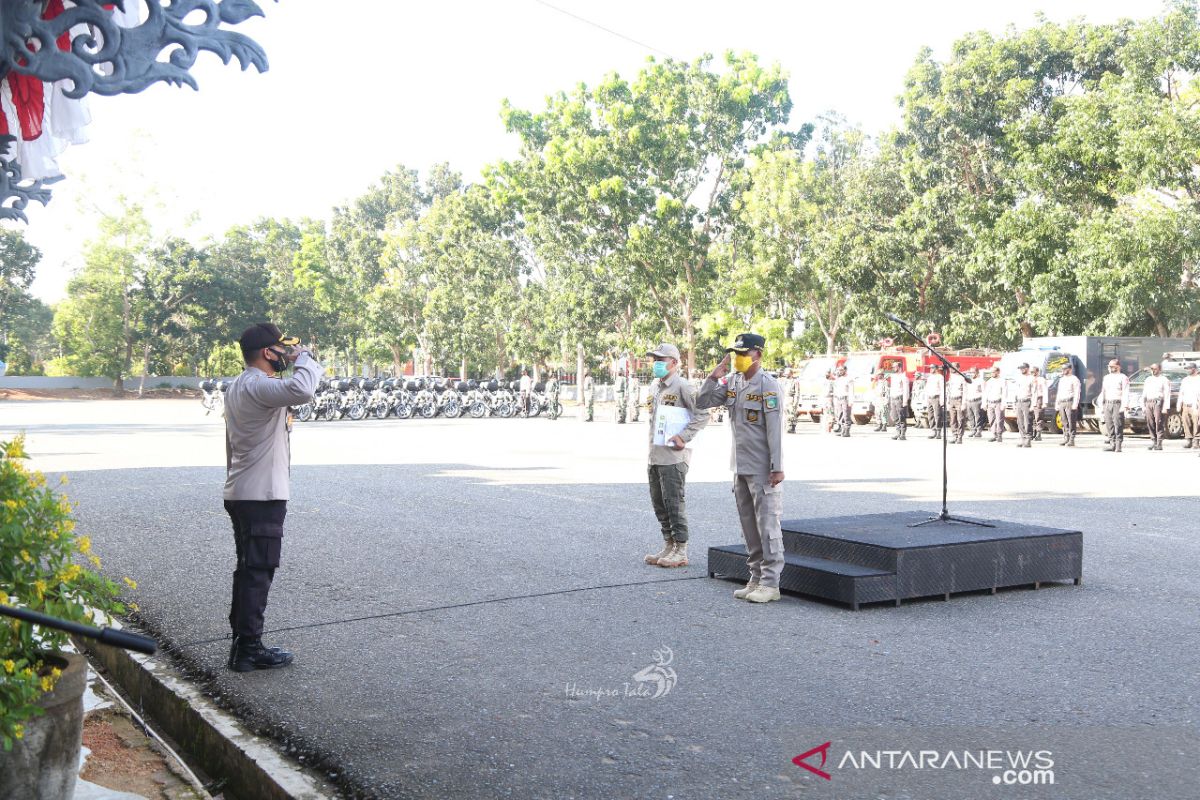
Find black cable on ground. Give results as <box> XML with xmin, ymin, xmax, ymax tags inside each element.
<box><xmin>157</xmin><ymin>574</ymin><xmax>709</xmax><ymax>656</ymax></box>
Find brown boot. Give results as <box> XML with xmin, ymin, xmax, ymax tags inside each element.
<box><xmin>644</xmin><ymin>540</ymin><xmax>673</xmax><ymax>566</ymax></box>
<box><xmin>657</xmin><ymin>542</ymin><xmax>688</xmax><ymax>568</ymax></box>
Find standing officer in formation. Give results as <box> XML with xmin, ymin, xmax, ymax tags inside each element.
<box><xmin>822</xmin><ymin>369</ymin><xmax>836</xmax><ymax>433</ymax></box>
<box><xmin>832</xmin><ymin>364</ymin><xmax>853</xmax><ymax>437</ymax></box>
<box><xmin>614</xmin><ymin>367</ymin><xmax>628</xmax><ymax>424</ymax></box>
<box><xmin>1055</xmin><ymin>363</ymin><xmax>1081</xmax><ymax>446</ymax></box>
<box><xmin>697</xmin><ymin>333</ymin><xmax>785</xmax><ymax>605</ymax></box>
<box><xmin>223</xmin><ymin>323</ymin><xmax>321</xmax><ymax>672</ymax></box>
<box><xmin>872</xmin><ymin>371</ymin><xmax>889</xmax><ymax>432</ymax></box>
<box><xmin>629</xmin><ymin>371</ymin><xmax>642</xmax><ymax>423</ymax></box>
<box><xmin>783</xmin><ymin>368</ymin><xmax>801</xmax><ymax>433</ymax></box>
<box><xmin>1178</xmin><ymin>362</ymin><xmax>1200</xmax><ymax>448</ymax></box>
<box><xmin>1141</xmin><ymin>362</ymin><xmax>1170</xmax><ymax>451</ymax></box>
<box><xmin>643</xmin><ymin>343</ymin><xmax>708</xmax><ymax>569</ymax></box>
<box><xmin>946</xmin><ymin>362</ymin><xmax>965</xmax><ymax>443</ymax></box>
<box><xmin>1100</xmin><ymin>358</ymin><xmax>1130</xmax><ymax>452</ymax></box>
<box><xmin>1012</xmin><ymin>362</ymin><xmax>1034</xmax><ymax>447</ymax></box>
<box><xmin>1030</xmin><ymin>366</ymin><xmax>1048</xmax><ymax>442</ymax></box>
<box><xmin>965</xmin><ymin>367</ymin><xmax>984</xmax><ymax>438</ymax></box>
<box><xmin>582</xmin><ymin>367</ymin><xmax>595</xmax><ymax>422</ymax></box>
<box><xmin>985</xmin><ymin>366</ymin><xmax>1006</xmax><ymax>442</ymax></box>
<box><xmin>546</xmin><ymin>373</ymin><xmax>560</xmax><ymax>420</ymax></box>
<box><xmin>924</xmin><ymin>365</ymin><xmax>944</xmax><ymax>439</ymax></box>
<box><xmin>888</xmin><ymin>361</ymin><xmax>910</xmax><ymax>440</ymax></box>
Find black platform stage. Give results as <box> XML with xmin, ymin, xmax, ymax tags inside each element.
<box><xmin>707</xmin><ymin>511</ymin><xmax>1083</xmax><ymax>610</ymax></box>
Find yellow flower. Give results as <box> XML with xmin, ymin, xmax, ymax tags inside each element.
<box><xmin>2</xmin><ymin>499</ymin><xmax>16</xmax><ymax>510</ymax></box>
<box><xmin>77</xmin><ymin>536</ymin><xmax>92</xmax><ymax>554</ymax></box>
<box><xmin>51</xmin><ymin>668</ymin><xmax>62</xmax><ymax>679</ymax></box>
<box><xmin>57</xmin><ymin>565</ymin><xmax>82</xmax><ymax>583</ymax></box>
<box><xmin>19</xmin><ymin>550</ymin><xmax>30</xmax><ymax>563</ymax></box>
<box><xmin>21</xmin><ymin>667</ymin><xmax>33</xmax><ymax>678</ymax></box>
<box><xmin>2</xmin><ymin>660</ymin><xmax>14</xmax><ymax>674</ymax></box>
<box><xmin>59</xmin><ymin>474</ymin><xmax>69</xmax><ymax>485</ymax></box>
<box><xmin>33</xmin><ymin>580</ymin><xmax>46</xmax><ymax>600</ymax></box>
<box><xmin>122</xmin><ymin>577</ymin><xmax>137</xmax><ymax>590</ymax></box>
<box><xmin>12</xmin><ymin>724</ymin><xmax>23</xmax><ymax>740</ymax></box>
<box><xmin>40</xmin><ymin>674</ymin><xmax>56</xmax><ymax>692</ymax></box>
<box><xmin>62</xmin><ymin>520</ymin><xmax>75</xmax><ymax>533</ymax></box>
<box><xmin>89</xmin><ymin>555</ymin><xmax>102</xmax><ymax>568</ymax></box>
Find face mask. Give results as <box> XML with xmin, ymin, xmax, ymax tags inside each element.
<box><xmin>265</xmin><ymin>349</ymin><xmax>288</xmax><ymax>374</ymax></box>
<box><xmin>652</xmin><ymin>361</ymin><xmax>670</xmax><ymax>379</ymax></box>
<box><xmin>732</xmin><ymin>354</ymin><xmax>754</xmax><ymax>373</ymax></box>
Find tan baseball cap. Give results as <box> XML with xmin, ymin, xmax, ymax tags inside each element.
<box><xmin>647</xmin><ymin>343</ymin><xmax>681</xmax><ymax>360</ymax></box>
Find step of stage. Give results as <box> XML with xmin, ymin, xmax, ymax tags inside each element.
<box><xmin>707</xmin><ymin>545</ymin><xmax>896</xmax><ymax>610</ymax></box>
<box><xmin>708</xmin><ymin>511</ymin><xmax>1083</xmax><ymax>610</ymax></box>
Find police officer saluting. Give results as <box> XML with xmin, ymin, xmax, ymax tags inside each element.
<box><xmin>223</xmin><ymin>323</ymin><xmax>322</xmax><ymax>672</ymax></box>
<box><xmin>643</xmin><ymin>343</ymin><xmax>708</xmax><ymax>568</ymax></box>
<box><xmin>697</xmin><ymin>333</ymin><xmax>786</xmax><ymax>604</ymax></box>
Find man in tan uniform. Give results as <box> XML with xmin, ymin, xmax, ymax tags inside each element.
<box><xmin>697</xmin><ymin>333</ymin><xmax>786</xmax><ymax>604</ymax></box>
<box><xmin>643</xmin><ymin>343</ymin><xmax>708</xmax><ymax>568</ymax></box>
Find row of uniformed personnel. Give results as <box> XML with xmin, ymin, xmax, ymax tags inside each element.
<box><xmin>780</xmin><ymin>359</ymin><xmax>1200</xmax><ymax>452</ymax></box>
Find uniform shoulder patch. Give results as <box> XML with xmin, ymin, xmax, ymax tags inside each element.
<box><xmin>765</xmin><ymin>396</ymin><xmax>779</xmax><ymax>410</ymax></box>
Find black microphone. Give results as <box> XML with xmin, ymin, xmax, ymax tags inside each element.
<box><xmin>885</xmin><ymin>312</ymin><xmax>911</xmax><ymax>327</ymax></box>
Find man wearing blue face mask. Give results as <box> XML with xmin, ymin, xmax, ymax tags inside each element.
<box><xmin>643</xmin><ymin>342</ymin><xmax>708</xmax><ymax>568</ymax></box>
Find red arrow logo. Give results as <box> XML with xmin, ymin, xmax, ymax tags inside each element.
<box><xmin>792</xmin><ymin>741</ymin><xmax>833</xmax><ymax>780</ymax></box>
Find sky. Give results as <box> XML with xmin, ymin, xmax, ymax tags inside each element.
<box><xmin>18</xmin><ymin>0</ymin><xmax>1165</xmax><ymax>301</ymax></box>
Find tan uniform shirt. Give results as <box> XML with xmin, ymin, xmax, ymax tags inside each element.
<box><xmin>223</xmin><ymin>353</ymin><xmax>322</xmax><ymax>501</ymax></box>
<box><xmin>647</xmin><ymin>371</ymin><xmax>708</xmax><ymax>466</ymax></box>
<box><xmin>1100</xmin><ymin>372</ymin><xmax>1130</xmax><ymax>409</ymax></box>
<box><xmin>888</xmin><ymin>372</ymin><xmax>910</xmax><ymax>403</ymax></box>
<box><xmin>1177</xmin><ymin>374</ymin><xmax>1200</xmax><ymax>411</ymax></box>
<box><xmin>698</xmin><ymin>369</ymin><xmax>784</xmax><ymax>476</ymax></box>
<box><xmin>1141</xmin><ymin>374</ymin><xmax>1170</xmax><ymax>402</ymax></box>
<box><xmin>1056</xmin><ymin>375</ymin><xmax>1081</xmax><ymax>408</ymax></box>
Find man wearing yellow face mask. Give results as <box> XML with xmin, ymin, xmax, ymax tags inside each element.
<box><xmin>697</xmin><ymin>333</ymin><xmax>786</xmax><ymax>604</ymax></box>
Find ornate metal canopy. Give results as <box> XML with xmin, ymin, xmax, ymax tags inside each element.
<box><xmin>0</xmin><ymin>0</ymin><xmax>270</xmax><ymax>221</ymax></box>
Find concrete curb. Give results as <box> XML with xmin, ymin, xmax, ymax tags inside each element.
<box><xmin>83</xmin><ymin>628</ymin><xmax>337</xmax><ymax>800</ymax></box>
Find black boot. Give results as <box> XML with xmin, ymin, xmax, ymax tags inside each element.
<box><xmin>230</xmin><ymin>636</ymin><xmax>294</xmax><ymax>672</ymax></box>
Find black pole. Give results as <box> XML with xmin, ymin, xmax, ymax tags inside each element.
<box><xmin>883</xmin><ymin>315</ymin><xmax>993</xmax><ymax>528</ymax></box>
<box><xmin>1</xmin><ymin>604</ymin><xmax>157</xmax><ymax>655</ymax></box>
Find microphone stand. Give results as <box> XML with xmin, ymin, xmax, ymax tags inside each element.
<box><xmin>886</xmin><ymin>317</ymin><xmax>994</xmax><ymax>529</ymax></box>
<box><xmin>1</xmin><ymin>603</ymin><xmax>157</xmax><ymax>655</ymax></box>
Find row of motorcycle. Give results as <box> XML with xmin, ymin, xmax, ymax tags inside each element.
<box><xmin>199</xmin><ymin>377</ymin><xmax>564</xmax><ymax>421</ymax></box>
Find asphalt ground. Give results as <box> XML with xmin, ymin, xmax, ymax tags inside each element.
<box><xmin>4</xmin><ymin>399</ymin><xmax>1198</xmax><ymax>800</ymax></box>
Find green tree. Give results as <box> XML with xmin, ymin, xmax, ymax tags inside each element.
<box><xmin>498</xmin><ymin>52</ymin><xmax>798</xmax><ymax>373</ymax></box>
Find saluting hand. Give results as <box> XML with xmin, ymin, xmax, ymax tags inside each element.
<box><xmin>710</xmin><ymin>354</ymin><xmax>730</xmax><ymax>381</ymax></box>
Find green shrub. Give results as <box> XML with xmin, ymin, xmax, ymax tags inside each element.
<box><xmin>0</xmin><ymin>437</ymin><xmax>127</xmax><ymax>750</ymax></box>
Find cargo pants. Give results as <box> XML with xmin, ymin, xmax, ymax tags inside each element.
<box><xmin>733</xmin><ymin>474</ymin><xmax>784</xmax><ymax>588</ymax></box>
<box><xmin>225</xmin><ymin>499</ymin><xmax>286</xmax><ymax>639</ymax></box>
<box><xmin>648</xmin><ymin>463</ymin><xmax>689</xmax><ymax>543</ymax></box>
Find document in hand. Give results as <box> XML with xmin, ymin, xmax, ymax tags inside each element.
<box><xmin>653</xmin><ymin>404</ymin><xmax>692</xmax><ymax>447</ymax></box>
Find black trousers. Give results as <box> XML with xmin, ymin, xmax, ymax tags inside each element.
<box><xmin>224</xmin><ymin>499</ymin><xmax>286</xmax><ymax>639</ymax></box>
